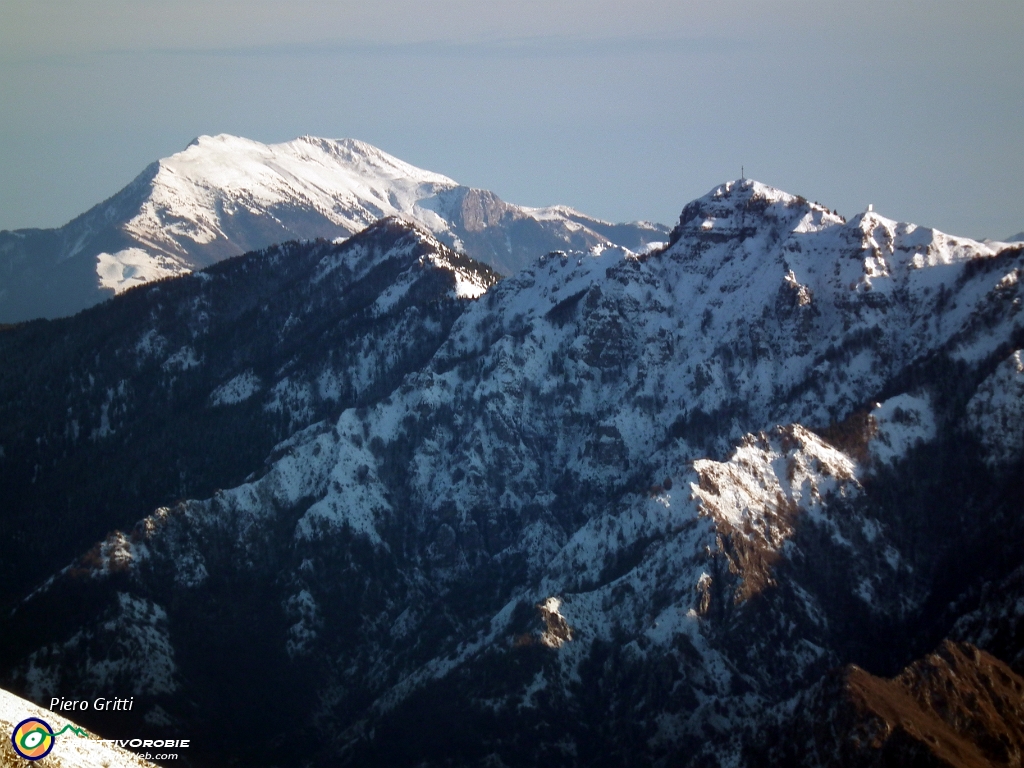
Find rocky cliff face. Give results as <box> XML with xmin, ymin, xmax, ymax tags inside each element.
<box><xmin>752</xmin><ymin>640</ymin><xmax>1024</xmax><ymax>768</ymax></box>
<box><xmin>2</xmin><ymin>180</ymin><xmax>1023</xmax><ymax>767</ymax></box>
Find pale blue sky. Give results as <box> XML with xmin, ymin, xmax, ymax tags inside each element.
<box><xmin>1</xmin><ymin>1</ymin><xmax>1022</xmax><ymax>239</ymax></box>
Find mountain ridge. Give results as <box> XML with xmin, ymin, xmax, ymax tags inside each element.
<box><xmin>0</xmin><ymin>134</ymin><xmax>666</xmax><ymax>323</ymax></box>
<box><xmin>754</xmin><ymin>640</ymin><xmax>1024</xmax><ymax>767</ymax></box>
<box><xmin>0</xmin><ymin>217</ymin><xmax>500</xmax><ymax>603</ymax></box>
<box><xmin>2</xmin><ymin>179</ymin><xmax>1023</xmax><ymax>767</ymax></box>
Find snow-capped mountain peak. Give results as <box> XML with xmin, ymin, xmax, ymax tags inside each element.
<box><xmin>669</xmin><ymin>178</ymin><xmax>844</xmax><ymax>246</ymax></box>
<box><xmin>126</xmin><ymin>134</ymin><xmax>460</xmax><ymax>260</ymax></box>
<box><xmin>0</xmin><ymin>135</ymin><xmax>668</xmax><ymax>323</ymax></box>
<box><xmin>155</xmin><ymin>133</ymin><xmax>457</xmax><ymax>206</ymax></box>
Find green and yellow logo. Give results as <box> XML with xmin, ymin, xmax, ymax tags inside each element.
<box><xmin>11</xmin><ymin>717</ymin><xmax>89</xmax><ymax>761</ymax></box>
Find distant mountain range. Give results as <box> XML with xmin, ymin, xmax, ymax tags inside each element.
<box><xmin>2</xmin><ymin>178</ymin><xmax>1022</xmax><ymax>767</ymax></box>
<box><xmin>0</xmin><ymin>135</ymin><xmax>666</xmax><ymax>323</ymax></box>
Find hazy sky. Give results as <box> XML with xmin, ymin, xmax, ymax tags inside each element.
<box><xmin>1</xmin><ymin>1</ymin><xmax>1022</xmax><ymax>239</ymax></box>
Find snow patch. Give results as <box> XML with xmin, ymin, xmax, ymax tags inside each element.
<box><xmin>966</xmin><ymin>350</ymin><xmax>1024</xmax><ymax>466</ymax></box>
<box><xmin>869</xmin><ymin>394</ymin><xmax>936</xmax><ymax>465</ymax></box>
<box><xmin>162</xmin><ymin>346</ymin><xmax>201</xmax><ymax>372</ymax></box>
<box><xmin>96</xmin><ymin>248</ymin><xmax>189</xmax><ymax>294</ymax></box>
<box><xmin>93</xmin><ymin>593</ymin><xmax>178</xmax><ymax>696</ymax></box>
<box><xmin>16</xmin><ymin>593</ymin><xmax>177</xmax><ymax>705</ymax></box>
<box><xmin>264</xmin><ymin>377</ymin><xmax>314</xmax><ymax>426</ymax></box>
<box><xmin>134</xmin><ymin>328</ymin><xmax>167</xmax><ymax>359</ymax></box>
<box><xmin>292</xmin><ymin>432</ymin><xmax>389</xmax><ymax>546</ymax></box>
<box><xmin>209</xmin><ymin>370</ymin><xmax>262</xmax><ymax>406</ymax></box>
<box><xmin>285</xmin><ymin>589</ymin><xmax>321</xmax><ymax>657</ymax></box>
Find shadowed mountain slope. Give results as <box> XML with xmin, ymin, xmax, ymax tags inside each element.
<box><xmin>755</xmin><ymin>640</ymin><xmax>1024</xmax><ymax>768</ymax></box>
<box><xmin>1</xmin><ymin>180</ymin><xmax>1023</xmax><ymax>767</ymax></box>
<box><xmin>0</xmin><ymin>218</ymin><xmax>498</xmax><ymax>604</ymax></box>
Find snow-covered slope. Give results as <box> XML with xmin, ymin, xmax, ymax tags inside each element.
<box><xmin>0</xmin><ymin>217</ymin><xmax>499</xmax><ymax>601</ymax></box>
<box><xmin>0</xmin><ymin>135</ymin><xmax>666</xmax><ymax>322</ymax></box>
<box><xmin>111</xmin><ymin>135</ymin><xmax>458</xmax><ymax>272</ymax></box>
<box><xmin>4</xmin><ymin>180</ymin><xmax>1023</xmax><ymax>767</ymax></box>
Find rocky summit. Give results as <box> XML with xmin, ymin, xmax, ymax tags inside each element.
<box><xmin>1</xmin><ymin>179</ymin><xmax>1023</xmax><ymax>767</ymax></box>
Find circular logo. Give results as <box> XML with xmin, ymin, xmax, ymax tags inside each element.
<box><xmin>11</xmin><ymin>718</ymin><xmax>55</xmax><ymax>761</ymax></box>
